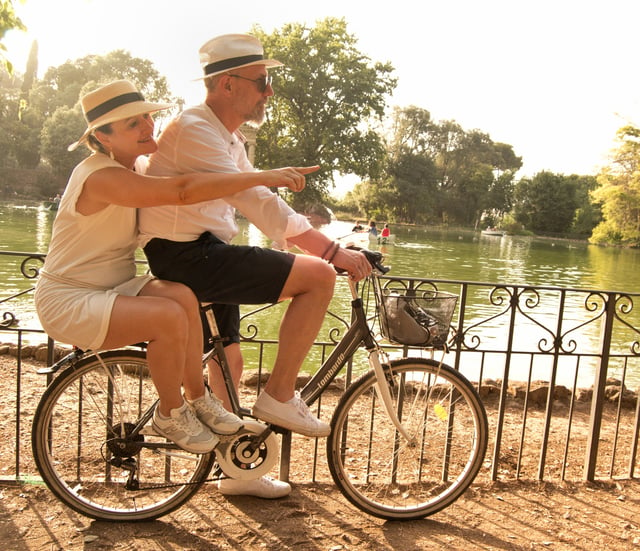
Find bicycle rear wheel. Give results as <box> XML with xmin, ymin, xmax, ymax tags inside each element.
<box><xmin>31</xmin><ymin>349</ymin><xmax>215</xmax><ymax>521</ymax></box>
<box><xmin>327</xmin><ymin>357</ymin><xmax>488</xmax><ymax>520</ymax></box>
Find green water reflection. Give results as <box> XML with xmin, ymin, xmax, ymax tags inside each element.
<box><xmin>1</xmin><ymin>203</ymin><xmax>639</xmax><ymax>386</ymax></box>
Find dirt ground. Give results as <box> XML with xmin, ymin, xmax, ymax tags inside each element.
<box><xmin>2</xmin><ymin>477</ymin><xmax>639</xmax><ymax>550</ymax></box>
<box><xmin>1</xmin><ymin>354</ymin><xmax>640</xmax><ymax>550</ymax></box>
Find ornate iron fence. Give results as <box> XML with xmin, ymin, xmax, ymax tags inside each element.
<box><xmin>1</xmin><ymin>250</ymin><xmax>639</xmax><ymax>486</ymax></box>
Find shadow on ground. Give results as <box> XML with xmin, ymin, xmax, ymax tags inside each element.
<box><xmin>1</xmin><ymin>479</ymin><xmax>639</xmax><ymax>550</ymax></box>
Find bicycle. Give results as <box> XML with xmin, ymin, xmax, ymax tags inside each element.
<box><xmin>31</xmin><ymin>249</ymin><xmax>488</xmax><ymax>521</ymax></box>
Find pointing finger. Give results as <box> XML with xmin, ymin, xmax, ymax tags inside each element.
<box><xmin>294</xmin><ymin>165</ymin><xmax>320</xmax><ymax>175</ymax></box>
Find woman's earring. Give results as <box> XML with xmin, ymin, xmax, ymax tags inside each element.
<box><xmin>109</xmin><ymin>150</ymin><xmax>115</xmax><ymax>160</ymax></box>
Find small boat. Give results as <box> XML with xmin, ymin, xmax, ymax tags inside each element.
<box><xmin>370</xmin><ymin>233</ymin><xmax>395</xmax><ymax>245</ymax></box>
<box><xmin>338</xmin><ymin>231</ymin><xmax>395</xmax><ymax>247</ymax></box>
<box><xmin>481</xmin><ymin>228</ymin><xmax>504</xmax><ymax>237</ymax></box>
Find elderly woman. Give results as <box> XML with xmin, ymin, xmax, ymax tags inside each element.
<box><xmin>35</xmin><ymin>80</ymin><xmax>316</xmax><ymax>453</ymax></box>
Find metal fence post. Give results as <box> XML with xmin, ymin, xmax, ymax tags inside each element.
<box><xmin>584</xmin><ymin>291</ymin><xmax>615</xmax><ymax>481</ymax></box>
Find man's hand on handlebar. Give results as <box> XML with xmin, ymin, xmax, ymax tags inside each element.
<box><xmin>331</xmin><ymin>246</ymin><xmax>371</xmax><ymax>281</ymax></box>
<box><xmin>332</xmin><ymin>245</ymin><xmax>389</xmax><ymax>281</ymax></box>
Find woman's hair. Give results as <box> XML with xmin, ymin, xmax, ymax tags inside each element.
<box><xmin>86</xmin><ymin>122</ymin><xmax>113</xmax><ymax>154</ymax></box>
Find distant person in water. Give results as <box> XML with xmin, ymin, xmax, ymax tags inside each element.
<box><xmin>368</xmin><ymin>220</ymin><xmax>378</xmax><ymax>237</ymax></box>
<box><xmin>381</xmin><ymin>224</ymin><xmax>390</xmax><ymax>239</ymax></box>
<box><xmin>352</xmin><ymin>220</ymin><xmax>364</xmax><ymax>232</ymax></box>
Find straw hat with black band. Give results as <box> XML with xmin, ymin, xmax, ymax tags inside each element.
<box><xmin>68</xmin><ymin>80</ymin><xmax>173</xmax><ymax>152</ymax></box>
<box><xmin>197</xmin><ymin>34</ymin><xmax>283</xmax><ymax>79</ymax></box>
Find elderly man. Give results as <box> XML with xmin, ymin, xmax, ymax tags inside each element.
<box><xmin>139</xmin><ymin>34</ymin><xmax>371</xmax><ymax>498</ymax></box>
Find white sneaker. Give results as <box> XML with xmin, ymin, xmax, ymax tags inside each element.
<box><xmin>188</xmin><ymin>386</ymin><xmax>244</xmax><ymax>435</ymax></box>
<box><xmin>218</xmin><ymin>476</ymin><xmax>291</xmax><ymax>499</ymax></box>
<box><xmin>152</xmin><ymin>401</ymin><xmax>219</xmax><ymax>454</ymax></box>
<box><xmin>252</xmin><ymin>391</ymin><xmax>331</xmax><ymax>437</ymax></box>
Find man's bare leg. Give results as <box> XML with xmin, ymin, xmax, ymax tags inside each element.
<box><xmin>264</xmin><ymin>255</ymin><xmax>336</xmax><ymax>402</ymax></box>
<box><xmin>207</xmin><ymin>343</ymin><xmax>243</xmax><ymax>410</ymax></box>
<box><xmin>207</xmin><ymin>255</ymin><xmax>334</xmax><ymax>406</ymax></box>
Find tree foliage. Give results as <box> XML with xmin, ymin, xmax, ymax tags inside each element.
<box><xmin>0</xmin><ymin>15</ymin><xmax>623</xmax><ymax>243</ymax></box>
<box><xmin>252</xmin><ymin>18</ymin><xmax>397</xmax><ymax>211</ymax></box>
<box><xmin>30</xmin><ymin>50</ymin><xmax>174</xmax><ymax>120</ymax></box>
<box><xmin>567</xmin><ymin>174</ymin><xmax>600</xmax><ymax>237</ymax></box>
<box><xmin>0</xmin><ymin>0</ymin><xmax>25</xmax><ymax>73</ymax></box>
<box><xmin>353</xmin><ymin>106</ymin><xmax>522</xmax><ymax>226</ymax></box>
<box><xmin>590</xmin><ymin>126</ymin><xmax>640</xmax><ymax>246</ymax></box>
<box><xmin>0</xmin><ymin>65</ymin><xmax>39</xmax><ymax>168</ymax></box>
<box><xmin>33</xmin><ymin>50</ymin><xmax>176</xmax><ymax>176</ymax></box>
<box><xmin>20</xmin><ymin>38</ymin><xmax>35</xmax><ymax>99</ymax></box>
<box><xmin>513</xmin><ymin>171</ymin><xmax>578</xmax><ymax>234</ymax></box>
<box><xmin>40</xmin><ymin>105</ymin><xmax>87</xmax><ymax>177</ymax></box>
<box><xmin>1</xmin><ymin>50</ymin><xmax>175</xmax><ymax>188</ymax></box>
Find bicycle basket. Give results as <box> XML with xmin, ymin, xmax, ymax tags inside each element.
<box><xmin>375</xmin><ymin>282</ymin><xmax>458</xmax><ymax>347</ymax></box>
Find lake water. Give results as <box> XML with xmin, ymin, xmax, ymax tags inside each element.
<box><xmin>1</xmin><ymin>201</ymin><xmax>639</xmax><ymax>386</ymax></box>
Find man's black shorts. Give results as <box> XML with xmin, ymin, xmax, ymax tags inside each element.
<box><xmin>143</xmin><ymin>231</ymin><xmax>294</xmax><ymax>345</ymax></box>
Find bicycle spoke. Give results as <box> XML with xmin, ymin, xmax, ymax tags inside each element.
<box><xmin>328</xmin><ymin>358</ymin><xmax>487</xmax><ymax>520</ymax></box>
<box><xmin>32</xmin><ymin>350</ymin><xmax>214</xmax><ymax>521</ymax></box>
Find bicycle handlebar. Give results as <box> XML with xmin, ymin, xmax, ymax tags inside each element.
<box><xmin>361</xmin><ymin>248</ymin><xmax>390</xmax><ymax>274</ymax></box>
<box><xmin>338</xmin><ymin>245</ymin><xmax>390</xmax><ymax>275</ymax></box>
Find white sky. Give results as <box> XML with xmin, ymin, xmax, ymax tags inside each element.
<box><xmin>4</xmin><ymin>0</ymin><xmax>640</xmax><ymax>181</ymax></box>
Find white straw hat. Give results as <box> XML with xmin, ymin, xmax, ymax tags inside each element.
<box><xmin>197</xmin><ymin>33</ymin><xmax>283</xmax><ymax>79</ymax></box>
<box><xmin>68</xmin><ymin>80</ymin><xmax>173</xmax><ymax>151</ymax></box>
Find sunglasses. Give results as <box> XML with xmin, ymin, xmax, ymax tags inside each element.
<box><xmin>228</xmin><ymin>74</ymin><xmax>273</xmax><ymax>93</ymax></box>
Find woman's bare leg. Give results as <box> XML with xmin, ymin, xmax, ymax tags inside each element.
<box><xmin>99</xmin><ymin>280</ymin><xmax>205</xmax><ymax>416</ymax></box>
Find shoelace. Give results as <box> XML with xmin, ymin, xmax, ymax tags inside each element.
<box><xmin>202</xmin><ymin>391</ymin><xmax>230</xmax><ymax>416</ymax></box>
<box><xmin>291</xmin><ymin>392</ymin><xmax>317</xmax><ymax>421</ymax></box>
<box><xmin>173</xmin><ymin>405</ymin><xmax>203</xmax><ymax>435</ymax></box>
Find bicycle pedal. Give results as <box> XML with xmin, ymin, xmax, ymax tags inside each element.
<box><xmin>265</xmin><ymin>424</ymin><xmax>289</xmax><ymax>435</ymax></box>
<box><xmin>216</xmin><ymin>432</ymin><xmax>241</xmax><ymax>444</ymax></box>
<box><xmin>243</xmin><ymin>415</ymin><xmax>286</xmax><ymax>435</ymax></box>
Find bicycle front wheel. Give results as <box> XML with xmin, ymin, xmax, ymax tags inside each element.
<box><xmin>31</xmin><ymin>349</ymin><xmax>215</xmax><ymax>521</ymax></box>
<box><xmin>327</xmin><ymin>358</ymin><xmax>488</xmax><ymax>520</ymax></box>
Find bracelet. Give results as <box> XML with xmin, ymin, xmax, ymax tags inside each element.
<box><xmin>327</xmin><ymin>242</ymin><xmax>341</xmax><ymax>264</ymax></box>
<box><xmin>321</xmin><ymin>241</ymin><xmax>336</xmax><ymax>260</ymax></box>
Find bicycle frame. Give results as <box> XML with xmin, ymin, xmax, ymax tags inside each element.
<box><xmin>203</xmin><ymin>274</ymin><xmax>414</xmax><ymax>442</ymax></box>
<box><xmin>32</xmin><ymin>262</ymin><xmax>488</xmax><ymax>521</ymax></box>
<box><xmin>40</xmin><ymin>265</ymin><xmax>415</xmax><ymax>457</ymax></box>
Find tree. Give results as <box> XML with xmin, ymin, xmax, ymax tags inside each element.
<box><xmin>0</xmin><ymin>0</ymin><xmax>25</xmax><ymax>73</ymax></box>
<box><xmin>377</xmin><ymin>107</ymin><xmax>441</xmax><ymax>224</ymax></box>
<box><xmin>1</xmin><ymin>49</ymin><xmax>176</xmax><ymax>193</ymax></box>
<box><xmin>14</xmin><ymin>40</ymin><xmax>41</xmax><ymax>168</ymax></box>
<box><xmin>568</xmin><ymin>175</ymin><xmax>601</xmax><ymax>238</ymax></box>
<box><xmin>486</xmin><ymin>171</ymin><xmax>516</xmax><ymax>217</ymax></box>
<box><xmin>20</xmin><ymin>38</ymin><xmax>36</xmax><ymax>101</ymax></box>
<box><xmin>28</xmin><ymin>50</ymin><xmax>175</xmax><ymax>121</ymax></box>
<box><xmin>374</xmin><ymin>106</ymin><xmax>521</xmax><ymax>226</ymax></box>
<box><xmin>0</xmin><ymin>64</ymin><xmax>41</xmax><ymax>168</ymax></box>
<box><xmin>0</xmin><ymin>67</ymin><xmax>20</xmax><ymax>166</ymax></box>
<box><xmin>590</xmin><ymin>126</ymin><xmax>640</xmax><ymax>246</ymax></box>
<box><xmin>40</xmin><ymin>105</ymin><xmax>87</xmax><ymax>179</ymax></box>
<box><xmin>434</xmin><ymin>128</ymin><xmax>521</xmax><ymax>227</ymax></box>
<box><xmin>513</xmin><ymin>171</ymin><xmax>578</xmax><ymax>234</ymax></box>
<box><xmin>253</xmin><ymin>18</ymin><xmax>397</xmax><ymax>211</ymax></box>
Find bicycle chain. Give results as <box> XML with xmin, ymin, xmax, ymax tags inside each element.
<box><xmin>105</xmin><ymin>419</ymin><xmax>279</xmax><ymax>490</ymax></box>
